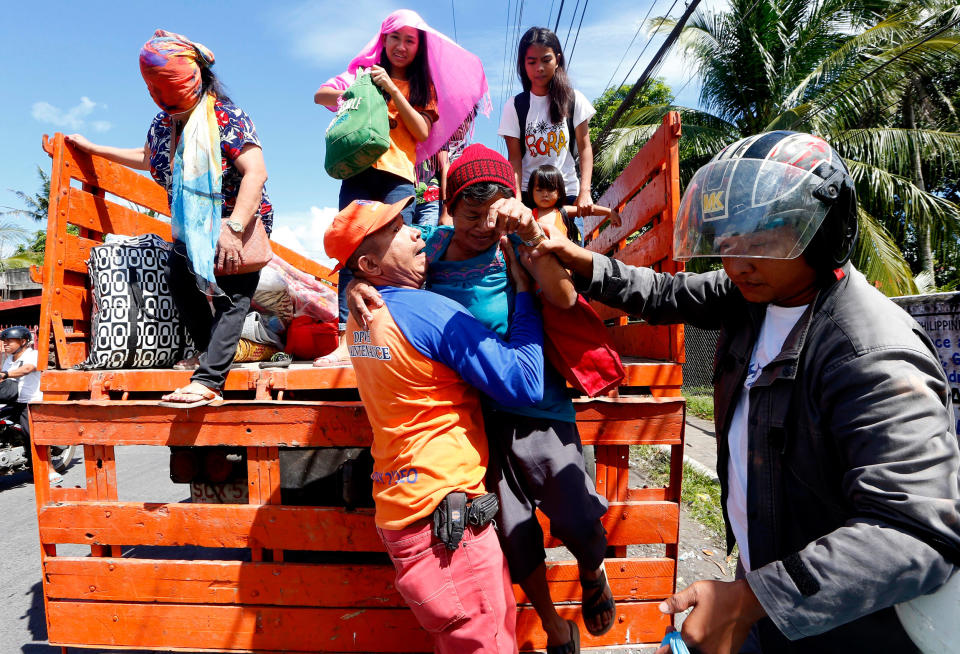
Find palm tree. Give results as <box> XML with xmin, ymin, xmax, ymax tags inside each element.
<box><xmin>594</xmin><ymin>0</ymin><xmax>960</xmax><ymax>294</ymax></box>
<box><xmin>1</xmin><ymin>166</ymin><xmax>50</xmax><ymax>223</ymax></box>
<box><xmin>0</xmin><ymin>166</ymin><xmax>48</xmax><ymax>269</ymax></box>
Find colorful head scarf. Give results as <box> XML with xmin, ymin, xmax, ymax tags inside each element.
<box><xmin>140</xmin><ymin>29</ymin><xmax>215</xmax><ymax>113</ymax></box>
<box><xmin>319</xmin><ymin>9</ymin><xmax>491</xmax><ymax>165</ymax></box>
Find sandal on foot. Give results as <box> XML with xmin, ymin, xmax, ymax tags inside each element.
<box><xmin>546</xmin><ymin>620</ymin><xmax>580</xmax><ymax>654</ymax></box>
<box><xmin>158</xmin><ymin>384</ymin><xmax>222</xmax><ymax>409</ymax></box>
<box><xmin>581</xmin><ymin>566</ymin><xmax>616</xmax><ymax>637</ymax></box>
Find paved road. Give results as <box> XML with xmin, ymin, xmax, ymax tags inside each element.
<box><xmin>0</xmin><ymin>445</ymin><xmax>198</xmax><ymax>654</ymax></box>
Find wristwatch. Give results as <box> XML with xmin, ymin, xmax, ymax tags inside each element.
<box><xmin>224</xmin><ymin>219</ymin><xmax>243</xmax><ymax>234</ymax></box>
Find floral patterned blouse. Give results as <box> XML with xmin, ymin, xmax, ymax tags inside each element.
<box><xmin>146</xmin><ymin>97</ymin><xmax>274</xmax><ymax>234</ymax></box>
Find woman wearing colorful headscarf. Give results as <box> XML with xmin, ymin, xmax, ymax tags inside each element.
<box><xmin>313</xmin><ymin>8</ymin><xmax>490</xmax><ymax>366</ymax></box>
<box><xmin>67</xmin><ymin>29</ymin><xmax>273</xmax><ymax>407</ymax></box>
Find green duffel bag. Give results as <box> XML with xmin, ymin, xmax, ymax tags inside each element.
<box><xmin>324</xmin><ymin>69</ymin><xmax>390</xmax><ymax>180</ymax></box>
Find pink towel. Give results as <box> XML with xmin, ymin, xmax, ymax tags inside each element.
<box><xmin>320</xmin><ymin>9</ymin><xmax>491</xmax><ymax>165</ymax></box>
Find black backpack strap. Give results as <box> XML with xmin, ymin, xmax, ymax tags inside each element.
<box><xmin>567</xmin><ymin>95</ymin><xmax>578</xmax><ymax>161</ymax></box>
<box><xmin>513</xmin><ymin>91</ymin><xmax>530</xmax><ymax>145</ymax></box>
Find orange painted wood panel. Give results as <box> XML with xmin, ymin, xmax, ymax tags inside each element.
<box><xmin>38</xmin><ymin>500</ymin><xmax>677</xmax><ymax>549</ymax></box>
<box><xmin>44</xmin><ymin>556</ymin><xmax>675</xmax><ymax>606</ymax></box>
<box><xmin>597</xmin><ymin>121</ymin><xmax>669</xmax><ymax>213</ymax></box>
<box><xmin>46</xmin><ymin>600</ymin><xmax>671</xmax><ymax>652</ymax></box>
<box><xmin>34</xmin><ymin>397</ymin><xmax>682</xmax><ymax>448</ymax></box>
<box><xmin>31</xmin><ymin>401</ymin><xmax>374</xmax><ymax>448</ymax></box>
<box><xmin>620</xmin><ymin>360</ymin><xmax>683</xmax><ymax>389</ymax></box>
<box><xmin>608</xmin><ymin>323</ymin><xmax>675</xmax><ymax>360</ymax></box>
<box><xmin>62</xmin><ymin>232</ymin><xmax>99</xmax><ymax>275</ymax></box>
<box><xmin>44</xmin><ymin>134</ymin><xmax>171</xmax><ymax>216</ymax></box>
<box><xmin>519</xmin><ymin>558</ymin><xmax>676</xmax><ymax>603</ymax></box>
<box><xmin>615</xmin><ymin>218</ymin><xmax>674</xmax><ymax>269</ymax></box>
<box><xmin>587</xmin><ymin>174</ymin><xmax>667</xmax><ymax>256</ymax></box>
<box><xmin>51</xmin><ymin>282</ymin><xmax>89</xmax><ymax>322</ymax></box>
<box><xmin>38</xmin><ymin>502</ymin><xmax>383</xmax><ymax>551</ymax></box>
<box><xmin>546</xmin><ymin>501</ymin><xmax>679</xmax><ymax>546</ymax></box>
<box><xmin>65</xmin><ymin>186</ymin><xmax>173</xmax><ymax>239</ymax></box>
<box><xmin>39</xmin><ymin>362</ymin><xmax>679</xmax><ymax>396</ymax></box>
<box><xmin>574</xmin><ymin>397</ymin><xmax>684</xmax><ymax>445</ymax></box>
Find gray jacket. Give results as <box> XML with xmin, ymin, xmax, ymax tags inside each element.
<box><xmin>580</xmin><ymin>255</ymin><xmax>960</xmax><ymax>652</ymax></box>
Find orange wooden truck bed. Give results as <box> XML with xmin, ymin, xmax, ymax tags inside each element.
<box><xmin>31</xmin><ymin>112</ymin><xmax>686</xmax><ymax>653</ymax></box>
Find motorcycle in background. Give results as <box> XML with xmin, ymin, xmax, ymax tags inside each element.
<box><xmin>0</xmin><ymin>418</ymin><xmax>74</xmax><ymax>477</ymax></box>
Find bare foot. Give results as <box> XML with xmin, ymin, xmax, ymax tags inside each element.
<box><xmin>313</xmin><ymin>335</ymin><xmax>351</xmax><ymax>367</ymax></box>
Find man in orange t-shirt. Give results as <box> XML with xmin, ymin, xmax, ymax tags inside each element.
<box><xmin>324</xmin><ymin>196</ymin><xmax>545</xmax><ymax>653</ymax></box>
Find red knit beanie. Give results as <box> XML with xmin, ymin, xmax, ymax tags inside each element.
<box><xmin>445</xmin><ymin>144</ymin><xmax>518</xmax><ymax>208</ymax></box>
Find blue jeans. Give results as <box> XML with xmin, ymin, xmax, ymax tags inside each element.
<box><xmin>336</xmin><ymin>168</ymin><xmax>416</xmax><ymax>329</ymax></box>
<box><xmin>413</xmin><ymin>200</ymin><xmax>440</xmax><ymax>227</ymax></box>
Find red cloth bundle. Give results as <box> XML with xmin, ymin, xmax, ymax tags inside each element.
<box><xmin>541</xmin><ymin>294</ymin><xmax>625</xmax><ymax>397</ymax></box>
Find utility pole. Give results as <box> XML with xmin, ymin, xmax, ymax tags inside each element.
<box><xmin>594</xmin><ymin>0</ymin><xmax>703</xmax><ymax>148</ymax></box>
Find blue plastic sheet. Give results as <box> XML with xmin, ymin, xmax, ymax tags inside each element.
<box><xmin>660</xmin><ymin>630</ymin><xmax>691</xmax><ymax>654</ymax></box>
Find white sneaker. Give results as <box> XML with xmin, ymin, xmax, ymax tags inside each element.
<box><xmin>48</xmin><ymin>470</ymin><xmax>64</xmax><ymax>485</ymax></box>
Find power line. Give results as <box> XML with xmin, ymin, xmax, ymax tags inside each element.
<box><xmin>451</xmin><ymin>0</ymin><xmax>458</xmax><ymax>42</ymax></box>
<box><xmin>497</xmin><ymin>0</ymin><xmax>514</xmax><ymax>115</ymax></box>
<box><xmin>553</xmin><ymin>0</ymin><xmax>566</xmax><ymax>33</ymax></box>
<box><xmin>548</xmin><ymin>0</ymin><xmax>556</xmax><ymax>26</ymax></box>
<box><xmin>567</xmin><ymin>0</ymin><xmax>590</xmax><ymax>67</ymax></box>
<box><xmin>595</xmin><ymin>0</ymin><xmax>705</xmax><ymax>145</ymax></box>
<box><xmin>564</xmin><ymin>0</ymin><xmax>582</xmax><ymax>53</ymax></box>
<box><xmin>612</xmin><ymin>0</ymin><xmax>681</xmax><ymax>102</ymax></box>
<box><xmin>669</xmin><ymin>0</ymin><xmax>764</xmax><ymax>103</ymax></box>
<box><xmin>599</xmin><ymin>0</ymin><xmax>659</xmax><ymax>98</ymax></box>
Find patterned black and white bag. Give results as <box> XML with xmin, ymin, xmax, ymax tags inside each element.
<box><xmin>75</xmin><ymin>234</ymin><xmax>197</xmax><ymax>370</ymax></box>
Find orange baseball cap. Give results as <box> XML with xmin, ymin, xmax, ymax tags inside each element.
<box><xmin>323</xmin><ymin>196</ymin><xmax>415</xmax><ymax>271</ymax></box>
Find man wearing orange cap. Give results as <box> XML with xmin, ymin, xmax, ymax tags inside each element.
<box><xmin>324</xmin><ymin>195</ymin><xmax>545</xmax><ymax>653</ymax></box>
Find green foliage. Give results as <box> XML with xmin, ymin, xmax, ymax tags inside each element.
<box><xmin>683</xmin><ymin>386</ymin><xmax>715</xmax><ymax>421</ymax></box>
<box><xmin>1</xmin><ymin>166</ymin><xmax>50</xmax><ymax>223</ymax></box>
<box><xmin>590</xmin><ymin>79</ymin><xmax>675</xmax><ymax>199</ymax></box>
<box><xmin>592</xmin><ymin>0</ymin><xmax>960</xmax><ymax>295</ymax></box>
<box><xmin>631</xmin><ymin>445</ymin><xmax>725</xmax><ymax>543</ymax></box>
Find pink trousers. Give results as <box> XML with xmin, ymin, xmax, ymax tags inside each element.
<box><xmin>379</xmin><ymin>520</ymin><xmax>518</xmax><ymax>654</ymax></box>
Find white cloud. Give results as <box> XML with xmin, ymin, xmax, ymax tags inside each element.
<box><xmin>271</xmin><ymin>206</ymin><xmax>339</xmax><ymax>270</ymax></box>
<box><xmin>31</xmin><ymin>96</ymin><xmax>111</xmax><ymax>132</ymax></box>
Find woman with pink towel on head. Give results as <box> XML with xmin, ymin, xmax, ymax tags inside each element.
<box><xmin>314</xmin><ymin>8</ymin><xmax>490</xmax><ymax>366</ymax></box>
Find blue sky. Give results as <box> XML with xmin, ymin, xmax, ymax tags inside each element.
<box><xmin>0</xmin><ymin>0</ymin><xmax>709</xmax><ymax>263</ymax></box>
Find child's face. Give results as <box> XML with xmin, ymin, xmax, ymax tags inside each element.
<box><xmin>532</xmin><ymin>183</ymin><xmax>560</xmax><ymax>210</ymax></box>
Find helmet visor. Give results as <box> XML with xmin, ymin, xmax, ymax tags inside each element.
<box><xmin>674</xmin><ymin>158</ymin><xmax>831</xmax><ymax>260</ymax></box>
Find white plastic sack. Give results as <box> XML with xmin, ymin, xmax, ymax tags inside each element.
<box><xmin>896</xmin><ymin>569</ymin><xmax>960</xmax><ymax>653</ymax></box>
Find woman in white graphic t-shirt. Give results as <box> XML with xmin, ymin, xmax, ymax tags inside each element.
<box><xmin>498</xmin><ymin>27</ymin><xmax>597</xmax><ymax>222</ymax></box>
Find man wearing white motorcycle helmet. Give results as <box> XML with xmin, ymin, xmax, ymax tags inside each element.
<box><xmin>0</xmin><ymin>326</ymin><xmax>43</xmax><ymax>436</ymax></box>
<box><xmin>530</xmin><ymin>131</ymin><xmax>960</xmax><ymax>653</ymax></box>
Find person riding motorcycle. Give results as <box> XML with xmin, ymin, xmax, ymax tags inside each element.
<box><xmin>0</xmin><ymin>326</ymin><xmax>42</xmax><ymax>434</ymax></box>
<box><xmin>0</xmin><ymin>326</ymin><xmax>71</xmax><ymax>481</ymax></box>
